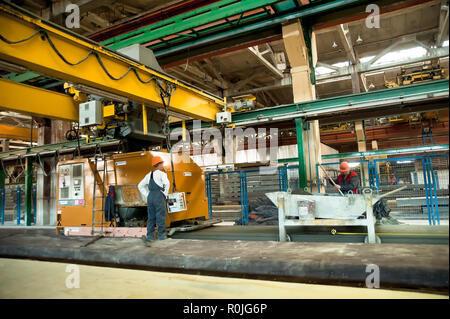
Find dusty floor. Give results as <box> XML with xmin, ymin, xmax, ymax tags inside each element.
<box><xmin>0</xmin><ymin>258</ymin><xmax>446</xmax><ymax>299</ymax></box>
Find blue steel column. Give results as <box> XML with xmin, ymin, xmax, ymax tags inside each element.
<box><xmin>278</xmin><ymin>167</ymin><xmax>283</xmax><ymax>191</ymax></box>
<box><xmin>427</xmin><ymin>157</ymin><xmax>440</xmax><ymax>225</ymax></box>
<box><xmin>421</xmin><ymin>157</ymin><xmax>433</xmax><ymax>225</ymax></box>
<box><xmin>239</xmin><ymin>171</ymin><xmax>245</xmax><ymax>225</ymax></box>
<box><xmin>0</xmin><ymin>188</ymin><xmax>5</xmax><ymax>225</ymax></box>
<box><xmin>0</xmin><ymin>168</ymin><xmax>4</xmax><ymax>224</ymax></box>
<box><xmin>295</xmin><ymin>118</ymin><xmax>307</xmax><ymax>189</ymax></box>
<box><xmin>206</xmin><ymin>173</ymin><xmax>213</xmax><ymax>220</ymax></box>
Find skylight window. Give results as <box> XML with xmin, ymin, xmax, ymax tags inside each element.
<box><xmin>372</xmin><ymin>47</ymin><xmax>428</xmax><ymax>66</ymax></box>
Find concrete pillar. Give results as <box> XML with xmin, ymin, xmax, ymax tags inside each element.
<box><xmin>49</xmin><ymin>163</ymin><xmax>57</xmax><ymax>226</ymax></box>
<box><xmin>24</xmin><ymin>157</ymin><xmax>33</xmax><ymax>226</ymax></box>
<box><xmin>355</xmin><ymin>121</ymin><xmax>369</xmax><ymax>187</ymax></box>
<box><xmin>36</xmin><ymin>160</ymin><xmax>52</xmax><ymax>226</ymax></box>
<box><xmin>0</xmin><ymin>139</ymin><xmax>9</xmax><ymax>152</ymax></box>
<box><xmin>50</xmin><ymin>119</ymin><xmax>71</xmax><ymax>144</ymax></box>
<box><xmin>35</xmin><ymin>119</ymin><xmax>53</xmax><ymax>225</ymax></box>
<box><xmin>37</xmin><ymin>118</ymin><xmax>51</xmax><ymax>146</ymax></box>
<box><xmin>283</xmin><ymin>20</ymin><xmax>320</xmax><ymax>189</ymax></box>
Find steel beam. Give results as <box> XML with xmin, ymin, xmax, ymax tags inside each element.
<box><xmin>0</xmin><ymin>123</ymin><xmax>37</xmax><ymax>142</ymax></box>
<box><xmin>102</xmin><ymin>0</ymin><xmax>283</xmax><ymax>50</ymax></box>
<box><xmin>154</xmin><ymin>0</ymin><xmax>367</xmax><ymax>58</ymax></box>
<box><xmin>0</xmin><ymin>3</ymin><xmax>224</xmax><ymax>121</ymax></box>
<box><xmin>0</xmin><ymin>79</ymin><xmax>78</xmax><ymax>121</ymax></box>
<box><xmin>321</xmin><ymin>144</ymin><xmax>449</xmax><ymax>159</ymax></box>
<box><xmin>231</xmin><ymin>79</ymin><xmax>449</xmax><ymax>126</ymax></box>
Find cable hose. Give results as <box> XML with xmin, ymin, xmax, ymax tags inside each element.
<box><xmin>0</xmin><ymin>29</ymin><xmax>159</xmax><ymax>85</ymax></box>
<box><xmin>0</xmin><ymin>29</ymin><xmax>40</xmax><ymax>44</ymax></box>
<box><xmin>158</xmin><ymin>83</ymin><xmax>177</xmax><ymax>193</ymax></box>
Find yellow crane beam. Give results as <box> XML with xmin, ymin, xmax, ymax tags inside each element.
<box><xmin>0</xmin><ymin>78</ymin><xmax>78</xmax><ymax>121</ymax></box>
<box><xmin>0</xmin><ymin>123</ymin><xmax>37</xmax><ymax>142</ymax></box>
<box><xmin>0</xmin><ymin>3</ymin><xmax>224</xmax><ymax>122</ymax></box>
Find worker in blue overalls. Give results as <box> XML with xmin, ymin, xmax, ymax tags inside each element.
<box><xmin>138</xmin><ymin>156</ymin><xmax>171</xmax><ymax>243</ymax></box>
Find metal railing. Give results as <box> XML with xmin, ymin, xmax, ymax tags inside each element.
<box><xmin>0</xmin><ymin>184</ymin><xmax>37</xmax><ymax>225</ymax></box>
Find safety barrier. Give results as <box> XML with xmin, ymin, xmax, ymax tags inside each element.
<box><xmin>316</xmin><ymin>154</ymin><xmax>449</xmax><ymax>225</ymax></box>
<box><xmin>0</xmin><ymin>184</ymin><xmax>36</xmax><ymax>225</ymax></box>
<box><xmin>205</xmin><ymin>153</ymin><xmax>448</xmax><ymax>226</ymax></box>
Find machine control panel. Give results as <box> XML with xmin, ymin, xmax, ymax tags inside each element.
<box><xmin>167</xmin><ymin>192</ymin><xmax>187</xmax><ymax>213</ymax></box>
<box><xmin>58</xmin><ymin>163</ymin><xmax>85</xmax><ymax>206</ymax></box>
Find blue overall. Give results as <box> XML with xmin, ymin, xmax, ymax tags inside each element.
<box><xmin>147</xmin><ymin>171</ymin><xmax>167</xmax><ymax>240</ymax></box>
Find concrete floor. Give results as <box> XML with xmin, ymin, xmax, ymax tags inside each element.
<box><xmin>0</xmin><ymin>258</ymin><xmax>447</xmax><ymax>299</ymax></box>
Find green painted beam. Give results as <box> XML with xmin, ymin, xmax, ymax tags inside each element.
<box><xmin>280</xmin><ymin>145</ymin><xmax>449</xmax><ymax>162</ymax></box>
<box><xmin>24</xmin><ymin>157</ymin><xmax>32</xmax><ymax>226</ymax></box>
<box><xmin>2</xmin><ymin>71</ymin><xmax>40</xmax><ymax>82</ymax></box>
<box><xmin>232</xmin><ymin>79</ymin><xmax>449</xmax><ymax>124</ymax></box>
<box><xmin>102</xmin><ymin>0</ymin><xmax>284</xmax><ymax>50</ymax></box>
<box><xmin>322</xmin><ymin>145</ymin><xmax>449</xmax><ymax>160</ymax></box>
<box><xmin>154</xmin><ymin>0</ymin><xmax>367</xmax><ymax>57</ymax></box>
<box><xmin>295</xmin><ymin>118</ymin><xmax>307</xmax><ymax>189</ymax></box>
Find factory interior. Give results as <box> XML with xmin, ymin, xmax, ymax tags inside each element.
<box><xmin>0</xmin><ymin>0</ymin><xmax>449</xmax><ymax>302</ymax></box>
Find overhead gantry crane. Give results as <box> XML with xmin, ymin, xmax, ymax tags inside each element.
<box><xmin>0</xmin><ymin>1</ymin><xmax>230</xmax><ymax>233</ymax></box>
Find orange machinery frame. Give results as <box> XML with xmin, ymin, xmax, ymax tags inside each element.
<box><xmin>56</xmin><ymin>150</ymin><xmax>209</xmax><ymax>233</ymax></box>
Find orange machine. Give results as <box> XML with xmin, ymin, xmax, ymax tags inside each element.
<box><xmin>56</xmin><ymin>150</ymin><xmax>209</xmax><ymax>234</ymax></box>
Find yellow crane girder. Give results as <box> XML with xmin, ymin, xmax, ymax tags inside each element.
<box><xmin>0</xmin><ymin>123</ymin><xmax>37</xmax><ymax>142</ymax></box>
<box><xmin>0</xmin><ymin>3</ymin><xmax>224</xmax><ymax>121</ymax></box>
<box><xmin>0</xmin><ymin>78</ymin><xmax>78</xmax><ymax>121</ymax></box>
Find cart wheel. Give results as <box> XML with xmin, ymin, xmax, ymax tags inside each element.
<box><xmin>364</xmin><ymin>235</ymin><xmax>381</xmax><ymax>244</ymax></box>
<box><xmin>331</xmin><ymin>229</ymin><xmax>337</xmax><ymax>235</ymax></box>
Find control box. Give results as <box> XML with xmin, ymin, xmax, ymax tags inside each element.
<box><xmin>58</xmin><ymin>163</ymin><xmax>85</xmax><ymax>206</ymax></box>
<box><xmin>216</xmin><ymin>111</ymin><xmax>232</xmax><ymax>124</ymax></box>
<box><xmin>79</xmin><ymin>100</ymin><xmax>103</xmax><ymax>127</ymax></box>
<box><xmin>167</xmin><ymin>192</ymin><xmax>187</xmax><ymax>213</ymax></box>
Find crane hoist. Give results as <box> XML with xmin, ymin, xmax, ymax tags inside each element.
<box><xmin>0</xmin><ymin>1</ymin><xmax>248</xmax><ymax>235</ymax></box>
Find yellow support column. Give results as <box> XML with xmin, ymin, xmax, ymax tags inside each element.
<box><xmin>142</xmin><ymin>104</ymin><xmax>148</xmax><ymax>135</ymax></box>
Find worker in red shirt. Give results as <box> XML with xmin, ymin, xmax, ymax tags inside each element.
<box><xmin>331</xmin><ymin>162</ymin><xmax>361</xmax><ymax>194</ymax></box>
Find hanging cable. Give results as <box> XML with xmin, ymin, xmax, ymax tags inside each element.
<box><xmin>157</xmin><ymin>80</ymin><xmax>177</xmax><ymax>192</ymax></box>
<box><xmin>0</xmin><ymin>29</ymin><xmax>160</xmax><ymax>86</ymax></box>
<box><xmin>0</xmin><ymin>159</ymin><xmax>12</xmax><ymax>180</ymax></box>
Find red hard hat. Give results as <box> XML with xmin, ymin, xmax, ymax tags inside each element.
<box><xmin>340</xmin><ymin>162</ymin><xmax>350</xmax><ymax>172</ymax></box>
<box><xmin>152</xmin><ymin>156</ymin><xmax>164</xmax><ymax>167</ymax></box>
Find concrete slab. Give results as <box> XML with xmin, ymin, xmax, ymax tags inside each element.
<box><xmin>0</xmin><ymin>230</ymin><xmax>447</xmax><ymax>293</ymax></box>
<box><xmin>0</xmin><ymin>258</ymin><xmax>446</xmax><ymax>299</ymax></box>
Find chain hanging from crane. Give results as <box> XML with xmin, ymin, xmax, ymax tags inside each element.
<box><xmin>156</xmin><ymin>79</ymin><xmax>177</xmax><ymax>192</ymax></box>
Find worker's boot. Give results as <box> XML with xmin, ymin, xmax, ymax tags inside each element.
<box><xmin>141</xmin><ymin>235</ymin><xmax>153</xmax><ymax>246</ymax></box>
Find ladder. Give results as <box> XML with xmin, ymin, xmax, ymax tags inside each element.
<box><xmin>90</xmin><ymin>154</ymin><xmax>107</xmax><ymax>236</ymax></box>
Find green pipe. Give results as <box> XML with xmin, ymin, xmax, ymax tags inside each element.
<box><xmin>295</xmin><ymin>118</ymin><xmax>307</xmax><ymax>189</ymax></box>
<box><xmin>103</xmin><ymin>0</ymin><xmax>285</xmax><ymax>50</ymax></box>
<box><xmin>322</xmin><ymin>145</ymin><xmax>449</xmax><ymax>159</ymax></box>
<box><xmin>155</xmin><ymin>0</ymin><xmax>368</xmax><ymax>57</ymax></box>
<box><xmin>232</xmin><ymin>79</ymin><xmax>449</xmax><ymax>123</ymax></box>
